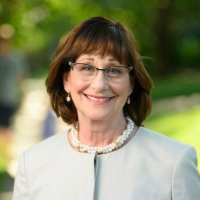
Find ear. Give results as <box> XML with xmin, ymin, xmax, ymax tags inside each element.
<box><xmin>63</xmin><ymin>73</ymin><xmax>71</xmax><ymax>93</ymax></box>
<box><xmin>128</xmin><ymin>85</ymin><xmax>133</xmax><ymax>96</ymax></box>
<box><xmin>128</xmin><ymin>79</ymin><xmax>134</xmax><ymax>96</ymax></box>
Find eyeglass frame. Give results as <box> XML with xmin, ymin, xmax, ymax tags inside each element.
<box><xmin>68</xmin><ymin>61</ymin><xmax>134</xmax><ymax>81</ymax></box>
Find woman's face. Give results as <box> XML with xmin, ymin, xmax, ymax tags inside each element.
<box><xmin>63</xmin><ymin>54</ymin><xmax>133</xmax><ymax>122</ymax></box>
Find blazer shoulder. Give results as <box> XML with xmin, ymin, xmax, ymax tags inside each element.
<box><xmin>136</xmin><ymin>127</ymin><xmax>191</xmax><ymax>158</ymax></box>
<box><xmin>24</xmin><ymin>128</ymin><xmax>70</xmax><ymax>159</ymax></box>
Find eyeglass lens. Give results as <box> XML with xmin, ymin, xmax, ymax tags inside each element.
<box><xmin>70</xmin><ymin>63</ymin><xmax>131</xmax><ymax>82</ymax></box>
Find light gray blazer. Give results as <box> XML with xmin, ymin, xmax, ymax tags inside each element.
<box><xmin>12</xmin><ymin>127</ymin><xmax>200</xmax><ymax>200</ymax></box>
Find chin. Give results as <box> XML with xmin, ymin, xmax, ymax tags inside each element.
<box><xmin>88</xmin><ymin>114</ymin><xmax>109</xmax><ymax>121</ymax></box>
<box><xmin>83</xmin><ymin>111</ymin><xmax>112</xmax><ymax>122</ymax></box>
<box><xmin>86</xmin><ymin>109</ymin><xmax>124</xmax><ymax>122</ymax></box>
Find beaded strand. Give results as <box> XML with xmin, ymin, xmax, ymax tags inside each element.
<box><xmin>71</xmin><ymin>116</ymin><xmax>134</xmax><ymax>154</ymax></box>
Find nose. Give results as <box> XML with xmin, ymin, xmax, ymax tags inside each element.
<box><xmin>90</xmin><ymin>70</ymin><xmax>109</xmax><ymax>92</ymax></box>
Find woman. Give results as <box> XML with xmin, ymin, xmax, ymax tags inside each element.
<box><xmin>12</xmin><ymin>17</ymin><xmax>200</xmax><ymax>200</ymax></box>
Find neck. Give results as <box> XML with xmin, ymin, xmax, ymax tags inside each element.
<box><xmin>77</xmin><ymin>114</ymin><xmax>127</xmax><ymax>147</ymax></box>
<box><xmin>70</xmin><ymin>116</ymin><xmax>135</xmax><ymax>154</ymax></box>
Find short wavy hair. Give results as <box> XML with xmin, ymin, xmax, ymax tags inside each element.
<box><xmin>46</xmin><ymin>16</ymin><xmax>153</xmax><ymax>126</ymax></box>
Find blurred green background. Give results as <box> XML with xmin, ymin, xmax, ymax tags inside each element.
<box><xmin>1</xmin><ymin>0</ymin><xmax>200</xmax><ymax>76</ymax></box>
<box><xmin>0</xmin><ymin>0</ymin><xmax>200</xmax><ymax>198</ymax></box>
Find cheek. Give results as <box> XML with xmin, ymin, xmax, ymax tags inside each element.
<box><xmin>70</xmin><ymin>75</ymin><xmax>82</xmax><ymax>90</ymax></box>
<box><xmin>115</xmin><ymin>81</ymin><xmax>130</xmax><ymax>95</ymax></box>
<box><xmin>70</xmin><ymin>79</ymin><xmax>88</xmax><ymax>96</ymax></box>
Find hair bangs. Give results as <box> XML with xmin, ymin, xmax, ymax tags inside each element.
<box><xmin>72</xmin><ymin>23</ymin><xmax>129</xmax><ymax>65</ymax></box>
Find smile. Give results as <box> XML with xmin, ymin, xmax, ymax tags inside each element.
<box><xmin>85</xmin><ymin>94</ymin><xmax>113</xmax><ymax>102</ymax></box>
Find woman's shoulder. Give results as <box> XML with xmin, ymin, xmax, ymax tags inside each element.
<box><xmin>24</xmin><ymin>128</ymin><xmax>71</xmax><ymax>158</ymax></box>
<box><xmin>134</xmin><ymin>126</ymin><xmax>195</xmax><ymax>160</ymax></box>
<box><xmin>137</xmin><ymin>126</ymin><xmax>188</xmax><ymax>147</ymax></box>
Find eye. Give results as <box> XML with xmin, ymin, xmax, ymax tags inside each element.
<box><xmin>106</xmin><ymin>67</ymin><xmax>122</xmax><ymax>74</ymax></box>
<box><xmin>81</xmin><ymin>64</ymin><xmax>95</xmax><ymax>72</ymax></box>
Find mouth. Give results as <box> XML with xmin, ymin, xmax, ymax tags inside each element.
<box><xmin>84</xmin><ymin>94</ymin><xmax>113</xmax><ymax>102</ymax></box>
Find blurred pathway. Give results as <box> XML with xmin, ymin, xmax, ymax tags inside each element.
<box><xmin>0</xmin><ymin>78</ymin><xmax>67</xmax><ymax>200</ymax></box>
<box><xmin>9</xmin><ymin>79</ymin><xmax>67</xmax><ymax>177</ymax></box>
<box><xmin>152</xmin><ymin>93</ymin><xmax>200</xmax><ymax>114</ymax></box>
<box><xmin>1</xmin><ymin>78</ymin><xmax>200</xmax><ymax>200</ymax></box>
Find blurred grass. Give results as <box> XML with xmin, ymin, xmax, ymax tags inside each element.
<box><xmin>151</xmin><ymin>70</ymin><xmax>200</xmax><ymax>100</ymax></box>
<box><xmin>144</xmin><ymin>106</ymin><xmax>200</xmax><ymax>171</ymax></box>
<box><xmin>0</xmin><ymin>140</ymin><xmax>7</xmax><ymax>173</ymax></box>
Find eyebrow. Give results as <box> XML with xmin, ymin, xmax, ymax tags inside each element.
<box><xmin>78</xmin><ymin>57</ymin><xmax>119</xmax><ymax>63</ymax></box>
<box><xmin>108</xmin><ymin>58</ymin><xmax>118</xmax><ymax>62</ymax></box>
<box><xmin>78</xmin><ymin>58</ymin><xmax>94</xmax><ymax>62</ymax></box>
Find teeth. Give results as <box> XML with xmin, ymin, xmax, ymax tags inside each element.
<box><xmin>87</xmin><ymin>95</ymin><xmax>111</xmax><ymax>101</ymax></box>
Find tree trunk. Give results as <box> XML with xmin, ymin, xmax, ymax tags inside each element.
<box><xmin>155</xmin><ymin>4</ymin><xmax>172</xmax><ymax>75</ymax></box>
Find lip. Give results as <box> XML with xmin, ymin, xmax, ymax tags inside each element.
<box><xmin>83</xmin><ymin>93</ymin><xmax>114</xmax><ymax>105</ymax></box>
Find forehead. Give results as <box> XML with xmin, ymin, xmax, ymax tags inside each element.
<box><xmin>76</xmin><ymin>54</ymin><xmax>121</xmax><ymax>63</ymax></box>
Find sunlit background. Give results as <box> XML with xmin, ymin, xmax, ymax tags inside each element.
<box><xmin>0</xmin><ymin>0</ymin><xmax>200</xmax><ymax>199</ymax></box>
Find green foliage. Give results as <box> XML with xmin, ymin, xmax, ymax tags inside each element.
<box><xmin>0</xmin><ymin>0</ymin><xmax>200</xmax><ymax>76</ymax></box>
<box><xmin>151</xmin><ymin>70</ymin><xmax>200</xmax><ymax>100</ymax></box>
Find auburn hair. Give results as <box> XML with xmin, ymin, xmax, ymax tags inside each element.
<box><xmin>46</xmin><ymin>17</ymin><xmax>153</xmax><ymax>126</ymax></box>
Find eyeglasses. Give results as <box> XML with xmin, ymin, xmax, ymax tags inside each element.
<box><xmin>68</xmin><ymin>62</ymin><xmax>133</xmax><ymax>82</ymax></box>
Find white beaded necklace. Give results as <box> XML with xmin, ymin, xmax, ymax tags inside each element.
<box><xmin>71</xmin><ymin>116</ymin><xmax>134</xmax><ymax>154</ymax></box>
